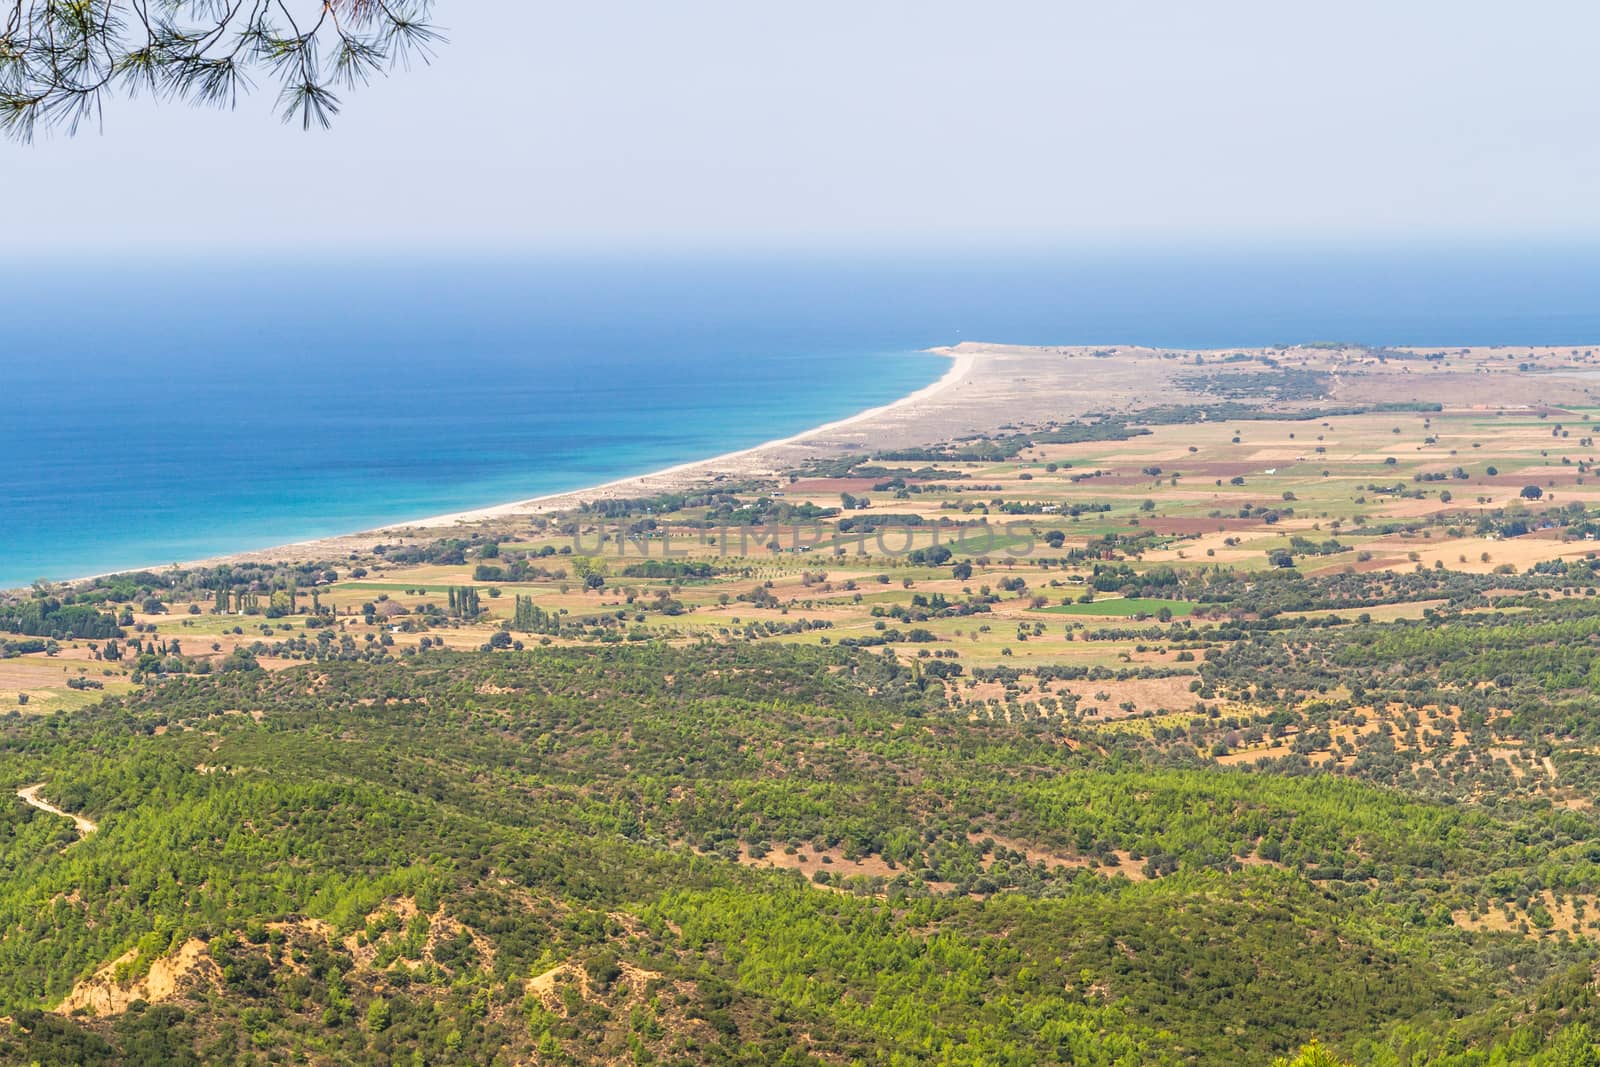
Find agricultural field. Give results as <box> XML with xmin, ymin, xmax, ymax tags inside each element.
<box><xmin>11</xmin><ymin>345</ymin><xmax>1600</xmax><ymax>1063</ymax></box>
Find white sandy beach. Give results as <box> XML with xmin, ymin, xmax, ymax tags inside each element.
<box><xmin>56</xmin><ymin>341</ymin><xmax>1292</xmax><ymax>580</ymax></box>
<box><xmin>49</xmin><ymin>346</ymin><xmax>982</xmax><ymax>583</ymax></box>
<box><xmin>401</xmin><ymin>346</ymin><xmax>978</xmax><ymax>528</ymax></box>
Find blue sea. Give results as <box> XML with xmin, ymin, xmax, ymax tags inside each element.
<box><xmin>5</xmin><ymin>243</ymin><xmax>1600</xmax><ymax>588</ymax></box>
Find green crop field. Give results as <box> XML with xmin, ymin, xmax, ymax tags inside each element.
<box><xmin>1036</xmin><ymin>596</ymin><xmax>1196</xmax><ymax>617</ymax></box>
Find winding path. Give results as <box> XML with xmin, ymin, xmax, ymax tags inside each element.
<box><xmin>16</xmin><ymin>783</ymin><xmax>97</xmax><ymax>838</ymax></box>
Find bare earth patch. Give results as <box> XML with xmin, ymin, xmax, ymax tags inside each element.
<box><xmin>55</xmin><ymin>939</ymin><xmax>220</xmax><ymax>1018</ymax></box>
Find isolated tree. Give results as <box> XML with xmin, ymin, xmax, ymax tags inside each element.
<box><xmin>1521</xmin><ymin>484</ymin><xmax>1544</xmax><ymax>500</ymax></box>
<box><xmin>1271</xmin><ymin>1042</ymin><xmax>1353</xmax><ymax>1067</ymax></box>
<box><xmin>1</xmin><ymin>0</ymin><xmax>439</xmax><ymax>141</ymax></box>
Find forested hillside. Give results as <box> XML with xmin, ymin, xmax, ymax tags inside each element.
<box><xmin>2</xmin><ymin>644</ymin><xmax>1600</xmax><ymax>1064</ymax></box>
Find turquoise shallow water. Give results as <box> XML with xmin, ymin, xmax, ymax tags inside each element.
<box><xmin>0</xmin><ymin>263</ymin><xmax>942</xmax><ymax>587</ymax></box>
<box><xmin>5</xmin><ymin>245</ymin><xmax>1600</xmax><ymax>587</ymax></box>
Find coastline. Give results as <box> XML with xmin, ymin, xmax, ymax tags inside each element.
<box><xmin>401</xmin><ymin>345</ymin><xmax>977</xmax><ymax>528</ymax></box>
<box><xmin>31</xmin><ymin>338</ymin><xmax>1600</xmax><ymax>588</ymax></box>
<box><xmin>44</xmin><ymin>345</ymin><xmax>980</xmax><ymax>585</ymax></box>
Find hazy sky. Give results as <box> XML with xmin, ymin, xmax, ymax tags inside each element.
<box><xmin>6</xmin><ymin>1</ymin><xmax>1599</xmax><ymax>252</ymax></box>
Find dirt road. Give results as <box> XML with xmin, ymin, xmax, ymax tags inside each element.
<box><xmin>17</xmin><ymin>783</ymin><xmax>97</xmax><ymax>838</ymax></box>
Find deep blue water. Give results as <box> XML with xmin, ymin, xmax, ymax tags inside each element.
<box><xmin>4</xmin><ymin>244</ymin><xmax>1600</xmax><ymax>587</ymax></box>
